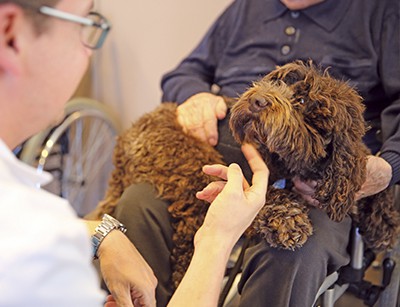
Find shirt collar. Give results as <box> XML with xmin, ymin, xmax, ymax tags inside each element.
<box><xmin>0</xmin><ymin>139</ymin><xmax>53</xmax><ymax>188</ymax></box>
<box><xmin>301</xmin><ymin>0</ymin><xmax>351</xmax><ymax>32</ymax></box>
<box><xmin>263</xmin><ymin>0</ymin><xmax>288</xmax><ymax>23</ymax></box>
<box><xmin>265</xmin><ymin>0</ymin><xmax>351</xmax><ymax>32</ymax></box>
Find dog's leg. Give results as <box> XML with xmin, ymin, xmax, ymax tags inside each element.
<box><xmin>252</xmin><ymin>187</ymin><xmax>313</xmax><ymax>250</ymax></box>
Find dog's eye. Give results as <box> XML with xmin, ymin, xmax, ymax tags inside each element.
<box><xmin>298</xmin><ymin>98</ymin><xmax>305</xmax><ymax>104</ymax></box>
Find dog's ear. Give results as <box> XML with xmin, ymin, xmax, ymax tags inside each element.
<box><xmin>313</xmin><ymin>81</ymin><xmax>368</xmax><ymax>222</ymax></box>
<box><xmin>316</xmin><ymin>142</ymin><xmax>367</xmax><ymax>222</ymax></box>
<box><xmin>267</xmin><ymin>60</ymin><xmax>309</xmax><ymax>85</ymax></box>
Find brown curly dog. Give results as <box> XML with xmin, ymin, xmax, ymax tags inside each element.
<box><xmin>87</xmin><ymin>61</ymin><xmax>400</xmax><ymax>288</ymax></box>
<box><xmin>230</xmin><ymin>61</ymin><xmax>399</xmax><ymax>253</ymax></box>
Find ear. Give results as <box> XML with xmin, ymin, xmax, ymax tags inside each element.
<box><xmin>0</xmin><ymin>4</ymin><xmax>25</xmax><ymax>76</ymax></box>
<box><xmin>316</xmin><ymin>140</ymin><xmax>367</xmax><ymax>222</ymax></box>
<box><xmin>314</xmin><ymin>86</ymin><xmax>367</xmax><ymax>222</ymax></box>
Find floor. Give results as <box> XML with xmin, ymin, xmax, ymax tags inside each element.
<box><xmin>335</xmin><ymin>259</ymin><xmax>383</xmax><ymax>307</ymax></box>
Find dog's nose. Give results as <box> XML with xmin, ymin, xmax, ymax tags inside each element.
<box><xmin>249</xmin><ymin>94</ymin><xmax>269</xmax><ymax>112</ymax></box>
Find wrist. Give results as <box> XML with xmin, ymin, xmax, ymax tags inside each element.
<box><xmin>194</xmin><ymin>226</ymin><xmax>237</xmax><ymax>255</ymax></box>
<box><xmin>91</xmin><ymin>214</ymin><xmax>127</xmax><ymax>259</ymax></box>
<box><xmin>380</xmin><ymin>151</ymin><xmax>400</xmax><ymax>186</ymax></box>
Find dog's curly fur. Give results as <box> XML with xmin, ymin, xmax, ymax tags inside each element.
<box><xmin>88</xmin><ymin>61</ymin><xmax>400</xmax><ymax>288</ymax></box>
<box><xmin>87</xmin><ymin>104</ymin><xmax>225</xmax><ymax>286</ymax></box>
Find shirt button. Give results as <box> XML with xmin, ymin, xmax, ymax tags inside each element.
<box><xmin>291</xmin><ymin>11</ymin><xmax>300</xmax><ymax>18</ymax></box>
<box><xmin>285</xmin><ymin>26</ymin><xmax>296</xmax><ymax>36</ymax></box>
<box><xmin>281</xmin><ymin>45</ymin><xmax>291</xmax><ymax>55</ymax></box>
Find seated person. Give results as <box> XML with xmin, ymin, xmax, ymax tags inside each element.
<box><xmin>113</xmin><ymin>0</ymin><xmax>400</xmax><ymax>306</ymax></box>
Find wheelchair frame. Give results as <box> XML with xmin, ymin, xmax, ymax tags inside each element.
<box><xmin>19</xmin><ymin>97</ymin><xmax>122</xmax><ymax>217</ymax></box>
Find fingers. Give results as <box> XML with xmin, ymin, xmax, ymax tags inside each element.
<box><xmin>177</xmin><ymin>108</ymin><xmax>208</xmax><ymax>143</ymax></box>
<box><xmin>177</xmin><ymin>93</ymin><xmax>226</xmax><ymax>146</ymax></box>
<box><xmin>224</xmin><ymin>163</ymin><xmax>246</xmax><ymax>194</ymax></box>
<box><xmin>202</xmin><ymin>163</ymin><xmax>249</xmax><ymax>190</ymax></box>
<box><xmin>201</xmin><ymin>144</ymin><xmax>268</xmax><ymax>198</ymax></box>
<box><xmin>216</xmin><ymin>98</ymin><xmax>228</xmax><ymax>119</ymax></box>
<box><xmin>196</xmin><ymin>181</ymin><xmax>227</xmax><ymax>203</ymax></box>
<box><xmin>104</xmin><ymin>295</ymin><xmax>117</xmax><ymax>307</ymax></box>
<box><xmin>203</xmin><ymin>106</ymin><xmax>219</xmax><ymax>146</ymax></box>
<box><xmin>203</xmin><ymin>98</ymin><xmax>227</xmax><ymax>145</ymax></box>
<box><xmin>292</xmin><ymin>177</ymin><xmax>317</xmax><ymax>192</ymax></box>
<box><xmin>292</xmin><ymin>177</ymin><xmax>320</xmax><ymax>207</ymax></box>
<box><xmin>131</xmin><ymin>289</ymin><xmax>153</xmax><ymax>307</ymax></box>
<box><xmin>202</xmin><ymin>164</ymin><xmax>229</xmax><ymax>180</ymax></box>
<box><xmin>241</xmin><ymin>144</ymin><xmax>269</xmax><ymax>200</ymax></box>
<box><xmin>198</xmin><ymin>164</ymin><xmax>246</xmax><ymax>203</ymax></box>
<box><xmin>109</xmin><ymin>286</ymin><xmax>134</xmax><ymax>307</ymax></box>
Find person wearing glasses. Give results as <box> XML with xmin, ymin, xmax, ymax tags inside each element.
<box><xmin>0</xmin><ymin>1</ymin><xmax>269</xmax><ymax>306</ymax></box>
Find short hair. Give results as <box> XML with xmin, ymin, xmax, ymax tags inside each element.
<box><xmin>0</xmin><ymin>0</ymin><xmax>61</xmax><ymax>32</ymax></box>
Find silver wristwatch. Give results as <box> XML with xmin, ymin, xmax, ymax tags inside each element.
<box><xmin>91</xmin><ymin>214</ymin><xmax>127</xmax><ymax>259</ymax></box>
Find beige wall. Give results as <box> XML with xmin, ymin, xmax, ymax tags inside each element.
<box><xmin>91</xmin><ymin>0</ymin><xmax>232</xmax><ymax>129</ymax></box>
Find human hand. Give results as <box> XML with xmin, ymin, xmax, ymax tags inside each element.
<box><xmin>355</xmin><ymin>155</ymin><xmax>392</xmax><ymax>200</ymax></box>
<box><xmin>293</xmin><ymin>155</ymin><xmax>393</xmax><ymax>204</ymax></box>
<box><xmin>177</xmin><ymin>92</ymin><xmax>227</xmax><ymax>146</ymax></box>
<box><xmin>196</xmin><ymin>144</ymin><xmax>269</xmax><ymax>243</ymax></box>
<box><xmin>98</xmin><ymin>230</ymin><xmax>157</xmax><ymax>307</ymax></box>
<box><xmin>292</xmin><ymin>177</ymin><xmax>320</xmax><ymax>207</ymax></box>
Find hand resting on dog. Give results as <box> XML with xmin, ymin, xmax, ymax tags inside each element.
<box><xmin>293</xmin><ymin>155</ymin><xmax>393</xmax><ymax>205</ymax></box>
<box><xmin>177</xmin><ymin>92</ymin><xmax>227</xmax><ymax>146</ymax></box>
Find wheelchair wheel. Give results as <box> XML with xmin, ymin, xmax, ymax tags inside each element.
<box><xmin>20</xmin><ymin>97</ymin><xmax>122</xmax><ymax>217</ymax></box>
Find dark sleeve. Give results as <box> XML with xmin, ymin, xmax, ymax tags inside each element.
<box><xmin>160</xmin><ymin>2</ymin><xmax>237</xmax><ymax>104</ymax></box>
<box><xmin>378</xmin><ymin>11</ymin><xmax>400</xmax><ymax>186</ymax></box>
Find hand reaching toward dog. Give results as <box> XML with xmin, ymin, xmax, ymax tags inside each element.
<box><xmin>293</xmin><ymin>155</ymin><xmax>393</xmax><ymax>204</ymax></box>
<box><xmin>196</xmin><ymin>143</ymin><xmax>269</xmax><ymax>242</ymax></box>
<box><xmin>177</xmin><ymin>92</ymin><xmax>227</xmax><ymax>146</ymax></box>
<box><xmin>168</xmin><ymin>144</ymin><xmax>269</xmax><ymax>307</ymax></box>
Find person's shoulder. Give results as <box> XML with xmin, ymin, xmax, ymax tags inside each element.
<box><xmin>358</xmin><ymin>0</ymin><xmax>399</xmax><ymax>14</ymax></box>
<box><xmin>0</xmin><ymin>191</ymin><xmax>102</xmax><ymax>306</ymax></box>
<box><xmin>0</xmin><ymin>182</ymin><xmax>87</xmax><ymax>254</ymax></box>
<box><xmin>1</xmin><ymin>181</ymin><xmax>76</xmax><ymax>219</ymax></box>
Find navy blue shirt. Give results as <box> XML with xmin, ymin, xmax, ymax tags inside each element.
<box><xmin>161</xmin><ymin>0</ymin><xmax>400</xmax><ymax>185</ymax></box>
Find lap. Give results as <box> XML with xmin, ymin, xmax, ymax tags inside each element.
<box><xmin>238</xmin><ymin>208</ymin><xmax>352</xmax><ymax>307</ymax></box>
<box><xmin>113</xmin><ymin>184</ymin><xmax>353</xmax><ymax>307</ymax></box>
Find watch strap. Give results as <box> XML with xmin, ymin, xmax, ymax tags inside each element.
<box><xmin>91</xmin><ymin>214</ymin><xmax>127</xmax><ymax>259</ymax></box>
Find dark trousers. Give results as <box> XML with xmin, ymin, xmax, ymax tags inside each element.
<box><xmin>114</xmin><ymin>182</ymin><xmax>352</xmax><ymax>307</ymax></box>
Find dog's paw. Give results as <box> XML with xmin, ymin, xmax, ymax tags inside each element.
<box><xmin>253</xmin><ymin>202</ymin><xmax>313</xmax><ymax>250</ymax></box>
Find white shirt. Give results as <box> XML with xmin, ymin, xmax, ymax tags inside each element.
<box><xmin>0</xmin><ymin>140</ymin><xmax>105</xmax><ymax>306</ymax></box>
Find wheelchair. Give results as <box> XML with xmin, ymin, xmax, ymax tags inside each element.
<box><xmin>18</xmin><ymin>97</ymin><xmax>122</xmax><ymax>217</ymax></box>
<box><xmin>220</xmin><ymin>185</ymin><xmax>400</xmax><ymax>307</ymax></box>
<box><xmin>315</xmin><ymin>184</ymin><xmax>400</xmax><ymax>307</ymax></box>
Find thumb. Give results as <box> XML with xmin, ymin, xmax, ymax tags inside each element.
<box><xmin>224</xmin><ymin>163</ymin><xmax>245</xmax><ymax>193</ymax></box>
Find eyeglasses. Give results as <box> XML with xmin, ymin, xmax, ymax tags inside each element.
<box><xmin>38</xmin><ymin>6</ymin><xmax>111</xmax><ymax>50</ymax></box>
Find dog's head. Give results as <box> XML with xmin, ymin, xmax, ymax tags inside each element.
<box><xmin>230</xmin><ymin>60</ymin><xmax>367</xmax><ymax>221</ymax></box>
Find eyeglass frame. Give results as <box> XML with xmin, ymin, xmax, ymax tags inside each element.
<box><xmin>38</xmin><ymin>6</ymin><xmax>111</xmax><ymax>50</ymax></box>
